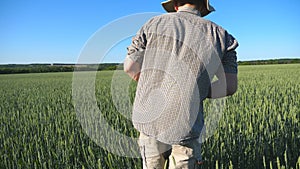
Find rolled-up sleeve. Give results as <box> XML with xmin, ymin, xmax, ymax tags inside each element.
<box><xmin>222</xmin><ymin>32</ymin><xmax>239</xmax><ymax>74</ymax></box>
<box><xmin>126</xmin><ymin>29</ymin><xmax>147</xmax><ymax>65</ymax></box>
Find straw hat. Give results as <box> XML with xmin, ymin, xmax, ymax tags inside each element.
<box><xmin>161</xmin><ymin>0</ymin><xmax>215</xmax><ymax>17</ymax></box>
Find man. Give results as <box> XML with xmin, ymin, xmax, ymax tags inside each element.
<box><xmin>124</xmin><ymin>0</ymin><xmax>238</xmax><ymax>168</ymax></box>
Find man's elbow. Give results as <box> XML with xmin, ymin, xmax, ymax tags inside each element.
<box><xmin>225</xmin><ymin>73</ymin><xmax>238</xmax><ymax>96</ymax></box>
<box><xmin>227</xmin><ymin>83</ymin><xmax>238</xmax><ymax>96</ymax></box>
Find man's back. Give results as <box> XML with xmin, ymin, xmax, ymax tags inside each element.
<box><xmin>128</xmin><ymin>6</ymin><xmax>238</xmax><ymax>144</ymax></box>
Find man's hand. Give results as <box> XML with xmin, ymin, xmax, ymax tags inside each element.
<box><xmin>124</xmin><ymin>58</ymin><xmax>141</xmax><ymax>82</ymax></box>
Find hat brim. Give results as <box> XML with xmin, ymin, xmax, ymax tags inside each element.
<box><xmin>161</xmin><ymin>0</ymin><xmax>176</xmax><ymax>13</ymax></box>
<box><xmin>161</xmin><ymin>0</ymin><xmax>215</xmax><ymax>17</ymax></box>
<box><xmin>200</xmin><ymin>0</ymin><xmax>215</xmax><ymax>17</ymax></box>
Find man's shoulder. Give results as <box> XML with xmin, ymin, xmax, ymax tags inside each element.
<box><xmin>141</xmin><ymin>13</ymin><xmax>180</xmax><ymax>30</ymax></box>
<box><xmin>146</xmin><ymin>13</ymin><xmax>178</xmax><ymax>22</ymax></box>
<box><xmin>143</xmin><ymin>12</ymin><xmax>229</xmax><ymax>36</ymax></box>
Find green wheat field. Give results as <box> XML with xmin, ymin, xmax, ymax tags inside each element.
<box><xmin>1</xmin><ymin>64</ymin><xmax>300</xmax><ymax>169</ymax></box>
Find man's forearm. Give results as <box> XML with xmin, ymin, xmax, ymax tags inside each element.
<box><xmin>124</xmin><ymin>58</ymin><xmax>141</xmax><ymax>82</ymax></box>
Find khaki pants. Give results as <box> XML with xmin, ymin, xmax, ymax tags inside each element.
<box><xmin>138</xmin><ymin>133</ymin><xmax>202</xmax><ymax>169</ymax></box>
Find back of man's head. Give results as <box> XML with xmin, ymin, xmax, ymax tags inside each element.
<box><xmin>162</xmin><ymin>0</ymin><xmax>215</xmax><ymax>17</ymax></box>
<box><xmin>173</xmin><ymin>0</ymin><xmax>201</xmax><ymax>8</ymax></box>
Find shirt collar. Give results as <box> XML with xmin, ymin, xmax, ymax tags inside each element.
<box><xmin>177</xmin><ymin>6</ymin><xmax>202</xmax><ymax>16</ymax></box>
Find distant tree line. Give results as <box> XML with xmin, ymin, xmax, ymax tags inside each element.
<box><xmin>0</xmin><ymin>63</ymin><xmax>123</xmax><ymax>74</ymax></box>
<box><xmin>0</xmin><ymin>65</ymin><xmax>73</xmax><ymax>74</ymax></box>
<box><xmin>237</xmin><ymin>58</ymin><xmax>300</xmax><ymax>65</ymax></box>
<box><xmin>0</xmin><ymin>59</ymin><xmax>299</xmax><ymax>74</ymax></box>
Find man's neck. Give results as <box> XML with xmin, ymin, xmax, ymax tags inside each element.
<box><xmin>177</xmin><ymin>4</ymin><xmax>197</xmax><ymax>11</ymax></box>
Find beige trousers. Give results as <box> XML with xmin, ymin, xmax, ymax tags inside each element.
<box><xmin>138</xmin><ymin>133</ymin><xmax>202</xmax><ymax>169</ymax></box>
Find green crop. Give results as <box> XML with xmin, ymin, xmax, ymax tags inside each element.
<box><xmin>0</xmin><ymin>64</ymin><xmax>299</xmax><ymax>169</ymax></box>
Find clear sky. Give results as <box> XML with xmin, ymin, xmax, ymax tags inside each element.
<box><xmin>0</xmin><ymin>0</ymin><xmax>299</xmax><ymax>64</ymax></box>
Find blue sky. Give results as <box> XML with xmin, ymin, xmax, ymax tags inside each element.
<box><xmin>0</xmin><ymin>0</ymin><xmax>299</xmax><ymax>64</ymax></box>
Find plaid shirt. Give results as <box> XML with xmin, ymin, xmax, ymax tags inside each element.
<box><xmin>126</xmin><ymin>6</ymin><xmax>238</xmax><ymax>144</ymax></box>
